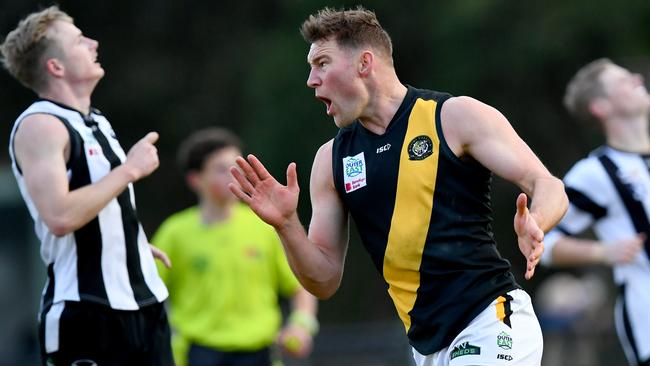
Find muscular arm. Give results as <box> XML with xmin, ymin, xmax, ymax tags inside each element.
<box><xmin>442</xmin><ymin>96</ymin><xmax>568</xmax><ymax>278</ymax></box>
<box><xmin>302</xmin><ymin>141</ymin><xmax>349</xmax><ymax>296</ymax></box>
<box><xmin>230</xmin><ymin>141</ymin><xmax>349</xmax><ymax>299</ymax></box>
<box><xmin>14</xmin><ymin>114</ymin><xmax>158</xmax><ymax>236</ymax></box>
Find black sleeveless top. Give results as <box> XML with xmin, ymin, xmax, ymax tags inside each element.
<box><xmin>331</xmin><ymin>86</ymin><xmax>518</xmax><ymax>354</ymax></box>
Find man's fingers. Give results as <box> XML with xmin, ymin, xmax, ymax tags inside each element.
<box><xmin>228</xmin><ymin>182</ymin><xmax>253</xmax><ymax>204</ymax></box>
<box><xmin>150</xmin><ymin>245</ymin><xmax>171</xmax><ymax>268</ymax></box>
<box><xmin>248</xmin><ymin>154</ymin><xmax>273</xmax><ymax>180</ymax></box>
<box><xmin>159</xmin><ymin>252</ymin><xmax>172</xmax><ymax>268</ymax></box>
<box><xmin>235</xmin><ymin>156</ymin><xmax>261</xmax><ymax>185</ymax></box>
<box><xmin>143</xmin><ymin>131</ymin><xmax>159</xmax><ymax>144</ymax></box>
<box><xmin>287</xmin><ymin>162</ymin><xmax>298</xmax><ymax>191</ymax></box>
<box><xmin>516</xmin><ymin>193</ymin><xmax>528</xmax><ymax>217</ymax></box>
<box><xmin>525</xmin><ymin>255</ymin><xmax>538</xmax><ymax>280</ymax></box>
<box><xmin>525</xmin><ymin>266</ymin><xmax>535</xmax><ymax>280</ymax></box>
<box><xmin>531</xmin><ymin>227</ymin><xmax>544</xmax><ymax>243</ymax></box>
<box><xmin>230</xmin><ymin>166</ymin><xmax>256</xmax><ymax>194</ymax></box>
<box><xmin>529</xmin><ymin>249</ymin><xmax>541</xmax><ymax>264</ymax></box>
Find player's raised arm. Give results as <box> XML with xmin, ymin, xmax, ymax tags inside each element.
<box><xmin>441</xmin><ymin>95</ymin><xmax>568</xmax><ymax>279</ymax></box>
<box><xmin>230</xmin><ymin>143</ymin><xmax>349</xmax><ymax>298</ymax></box>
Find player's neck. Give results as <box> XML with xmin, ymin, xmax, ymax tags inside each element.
<box><xmin>605</xmin><ymin>116</ymin><xmax>650</xmax><ymax>153</ymax></box>
<box><xmin>199</xmin><ymin>200</ymin><xmax>235</xmax><ymax>225</ymax></box>
<box><xmin>358</xmin><ymin>80</ymin><xmax>407</xmax><ymax>135</ymax></box>
<box><xmin>40</xmin><ymin>81</ymin><xmax>95</xmax><ymax>116</ymax></box>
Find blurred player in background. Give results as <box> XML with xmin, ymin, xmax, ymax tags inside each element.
<box><xmin>153</xmin><ymin>128</ymin><xmax>318</xmax><ymax>366</ymax></box>
<box><xmin>542</xmin><ymin>58</ymin><xmax>650</xmax><ymax>366</ymax></box>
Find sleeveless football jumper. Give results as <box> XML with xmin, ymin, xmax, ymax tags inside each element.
<box><xmin>8</xmin><ymin>100</ymin><xmax>168</xmax><ymax>313</ymax></box>
<box><xmin>332</xmin><ymin>86</ymin><xmax>518</xmax><ymax>354</ymax></box>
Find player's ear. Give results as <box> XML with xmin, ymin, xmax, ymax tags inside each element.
<box><xmin>589</xmin><ymin>97</ymin><xmax>610</xmax><ymax>120</ymax></box>
<box><xmin>185</xmin><ymin>171</ymin><xmax>201</xmax><ymax>192</ymax></box>
<box><xmin>358</xmin><ymin>51</ymin><xmax>374</xmax><ymax>77</ymax></box>
<box><xmin>45</xmin><ymin>58</ymin><xmax>65</xmax><ymax>78</ymax></box>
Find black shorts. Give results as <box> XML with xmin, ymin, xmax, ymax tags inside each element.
<box><xmin>39</xmin><ymin>301</ymin><xmax>174</xmax><ymax>366</ymax></box>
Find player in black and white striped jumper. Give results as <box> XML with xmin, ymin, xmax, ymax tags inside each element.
<box><xmin>1</xmin><ymin>6</ymin><xmax>174</xmax><ymax>366</ymax></box>
<box><xmin>542</xmin><ymin>58</ymin><xmax>650</xmax><ymax>366</ymax></box>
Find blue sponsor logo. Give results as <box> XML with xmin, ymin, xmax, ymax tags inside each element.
<box><xmin>345</xmin><ymin>157</ymin><xmax>364</xmax><ymax>177</ymax></box>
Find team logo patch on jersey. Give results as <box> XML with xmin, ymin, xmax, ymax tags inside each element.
<box><xmin>497</xmin><ymin>331</ymin><xmax>513</xmax><ymax>350</ymax></box>
<box><xmin>450</xmin><ymin>342</ymin><xmax>481</xmax><ymax>360</ymax></box>
<box><xmin>342</xmin><ymin>152</ymin><xmax>367</xmax><ymax>193</ymax></box>
<box><xmin>408</xmin><ymin>135</ymin><xmax>433</xmax><ymax>160</ymax></box>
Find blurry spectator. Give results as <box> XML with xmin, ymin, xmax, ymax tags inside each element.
<box><xmin>153</xmin><ymin>128</ymin><xmax>318</xmax><ymax>366</ymax></box>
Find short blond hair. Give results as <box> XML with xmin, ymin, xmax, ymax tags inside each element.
<box><xmin>563</xmin><ymin>58</ymin><xmax>614</xmax><ymax>123</ymax></box>
<box><xmin>0</xmin><ymin>6</ymin><xmax>73</xmax><ymax>92</ymax></box>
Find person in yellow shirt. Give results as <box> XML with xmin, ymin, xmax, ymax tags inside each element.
<box><xmin>153</xmin><ymin>128</ymin><xmax>318</xmax><ymax>366</ymax></box>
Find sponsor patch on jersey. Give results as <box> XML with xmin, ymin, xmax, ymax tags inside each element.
<box><xmin>497</xmin><ymin>331</ymin><xmax>513</xmax><ymax>350</ymax></box>
<box><xmin>342</xmin><ymin>152</ymin><xmax>367</xmax><ymax>193</ymax></box>
<box><xmin>408</xmin><ymin>135</ymin><xmax>433</xmax><ymax>160</ymax></box>
<box><xmin>450</xmin><ymin>342</ymin><xmax>481</xmax><ymax>360</ymax></box>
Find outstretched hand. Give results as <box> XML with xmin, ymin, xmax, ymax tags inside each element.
<box><xmin>513</xmin><ymin>193</ymin><xmax>544</xmax><ymax>280</ymax></box>
<box><xmin>229</xmin><ymin>154</ymin><xmax>300</xmax><ymax>228</ymax></box>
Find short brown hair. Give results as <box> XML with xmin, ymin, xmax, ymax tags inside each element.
<box><xmin>0</xmin><ymin>6</ymin><xmax>72</xmax><ymax>92</ymax></box>
<box><xmin>564</xmin><ymin>58</ymin><xmax>614</xmax><ymax>123</ymax></box>
<box><xmin>177</xmin><ymin>128</ymin><xmax>242</xmax><ymax>174</ymax></box>
<box><xmin>300</xmin><ymin>6</ymin><xmax>393</xmax><ymax>59</ymax></box>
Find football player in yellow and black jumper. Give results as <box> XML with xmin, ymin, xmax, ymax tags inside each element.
<box><xmin>229</xmin><ymin>6</ymin><xmax>568</xmax><ymax>366</ymax></box>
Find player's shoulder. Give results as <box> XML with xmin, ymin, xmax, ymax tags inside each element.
<box><xmin>13</xmin><ymin>113</ymin><xmax>71</xmax><ymax>151</ymax></box>
<box><xmin>17</xmin><ymin>113</ymin><xmax>68</xmax><ymax>134</ymax></box>
<box><xmin>563</xmin><ymin>149</ymin><xmax>611</xmax><ymax>195</ymax></box>
<box><xmin>565</xmin><ymin>150</ymin><xmax>608</xmax><ymax>180</ymax></box>
<box><xmin>315</xmin><ymin>138</ymin><xmax>334</xmax><ymax>158</ymax></box>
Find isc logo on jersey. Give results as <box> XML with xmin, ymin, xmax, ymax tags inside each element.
<box><xmin>376</xmin><ymin>143</ymin><xmax>391</xmax><ymax>154</ymax></box>
<box><xmin>343</xmin><ymin>152</ymin><xmax>367</xmax><ymax>193</ymax></box>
